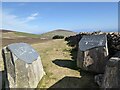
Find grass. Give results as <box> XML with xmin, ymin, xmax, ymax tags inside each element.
<box><xmin>32</xmin><ymin>39</ymin><xmax>80</xmax><ymax>88</ymax></box>
<box><xmin>15</xmin><ymin>32</ymin><xmax>41</xmax><ymax>38</ymax></box>
<box><xmin>0</xmin><ymin>32</ymin><xmax>98</xmax><ymax>88</ymax></box>
<box><xmin>32</xmin><ymin>39</ymin><xmax>98</xmax><ymax>88</ymax></box>
<box><xmin>6</xmin><ymin>29</ymin><xmax>76</xmax><ymax>39</ymax></box>
<box><xmin>39</xmin><ymin>30</ymin><xmax>77</xmax><ymax>39</ymax></box>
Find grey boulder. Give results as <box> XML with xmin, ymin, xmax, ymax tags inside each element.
<box><xmin>77</xmin><ymin>34</ymin><xmax>109</xmax><ymax>73</ymax></box>
<box><xmin>2</xmin><ymin>43</ymin><xmax>45</xmax><ymax>88</ymax></box>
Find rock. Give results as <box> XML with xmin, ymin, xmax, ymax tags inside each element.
<box><xmin>2</xmin><ymin>43</ymin><xmax>45</xmax><ymax>88</ymax></box>
<box><xmin>94</xmin><ymin>74</ymin><xmax>104</xmax><ymax>86</ymax></box>
<box><xmin>107</xmin><ymin>32</ymin><xmax>120</xmax><ymax>55</ymax></box>
<box><xmin>66</xmin><ymin>32</ymin><xmax>120</xmax><ymax>57</ymax></box>
<box><xmin>77</xmin><ymin>34</ymin><xmax>109</xmax><ymax>73</ymax></box>
<box><xmin>91</xmin><ymin>31</ymin><xmax>103</xmax><ymax>35</ymax></box>
<box><xmin>109</xmin><ymin>32</ymin><xmax>114</xmax><ymax>35</ymax></box>
<box><xmin>101</xmin><ymin>51</ymin><xmax>120</xmax><ymax>88</ymax></box>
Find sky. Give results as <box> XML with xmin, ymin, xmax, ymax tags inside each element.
<box><xmin>1</xmin><ymin>2</ymin><xmax>118</xmax><ymax>34</ymax></box>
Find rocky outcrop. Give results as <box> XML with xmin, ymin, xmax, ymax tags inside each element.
<box><xmin>77</xmin><ymin>34</ymin><xmax>109</xmax><ymax>73</ymax></box>
<box><xmin>2</xmin><ymin>43</ymin><xmax>45</xmax><ymax>88</ymax></box>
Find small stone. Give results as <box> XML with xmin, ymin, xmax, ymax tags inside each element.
<box><xmin>94</xmin><ymin>74</ymin><xmax>104</xmax><ymax>86</ymax></box>
<box><xmin>109</xmin><ymin>32</ymin><xmax>114</xmax><ymax>35</ymax></box>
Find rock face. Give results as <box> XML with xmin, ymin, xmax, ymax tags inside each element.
<box><xmin>77</xmin><ymin>34</ymin><xmax>109</xmax><ymax>73</ymax></box>
<box><xmin>101</xmin><ymin>51</ymin><xmax>120</xmax><ymax>88</ymax></box>
<box><xmin>2</xmin><ymin>43</ymin><xmax>45</xmax><ymax>88</ymax></box>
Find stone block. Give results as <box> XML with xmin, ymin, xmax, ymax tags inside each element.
<box><xmin>77</xmin><ymin>34</ymin><xmax>109</xmax><ymax>73</ymax></box>
<box><xmin>2</xmin><ymin>43</ymin><xmax>45</xmax><ymax>88</ymax></box>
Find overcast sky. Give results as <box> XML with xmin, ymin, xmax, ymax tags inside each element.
<box><xmin>1</xmin><ymin>2</ymin><xmax>118</xmax><ymax>34</ymax></box>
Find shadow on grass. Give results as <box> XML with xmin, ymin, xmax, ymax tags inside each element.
<box><xmin>48</xmin><ymin>36</ymin><xmax>101</xmax><ymax>89</ymax></box>
<box><xmin>52</xmin><ymin>59</ymin><xmax>99</xmax><ymax>88</ymax></box>
<box><xmin>52</xmin><ymin>59</ymin><xmax>78</xmax><ymax>70</ymax></box>
<box><xmin>48</xmin><ymin>75</ymin><xmax>99</xmax><ymax>88</ymax></box>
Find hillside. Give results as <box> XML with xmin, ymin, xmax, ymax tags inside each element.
<box><xmin>39</xmin><ymin>29</ymin><xmax>77</xmax><ymax>39</ymax></box>
<box><xmin>1</xmin><ymin>29</ymin><xmax>77</xmax><ymax>47</ymax></box>
<box><xmin>1</xmin><ymin>29</ymin><xmax>40</xmax><ymax>38</ymax></box>
<box><xmin>1</xmin><ymin>29</ymin><xmax>77</xmax><ymax>39</ymax></box>
<box><xmin>1</xmin><ymin>29</ymin><xmax>51</xmax><ymax>47</ymax></box>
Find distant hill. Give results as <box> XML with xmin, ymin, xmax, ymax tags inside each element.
<box><xmin>39</xmin><ymin>29</ymin><xmax>77</xmax><ymax>39</ymax></box>
<box><xmin>1</xmin><ymin>29</ymin><xmax>77</xmax><ymax>39</ymax></box>
<box><xmin>1</xmin><ymin>29</ymin><xmax>41</xmax><ymax>38</ymax></box>
<box><xmin>0</xmin><ymin>29</ymin><xmax>14</xmax><ymax>33</ymax></box>
<box><xmin>1</xmin><ymin>29</ymin><xmax>52</xmax><ymax>46</ymax></box>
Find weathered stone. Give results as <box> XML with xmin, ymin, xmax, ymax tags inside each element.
<box><xmin>77</xmin><ymin>34</ymin><xmax>109</xmax><ymax>73</ymax></box>
<box><xmin>65</xmin><ymin>32</ymin><xmax>120</xmax><ymax>57</ymax></box>
<box><xmin>2</xmin><ymin>43</ymin><xmax>45</xmax><ymax>88</ymax></box>
<box><xmin>101</xmin><ymin>52</ymin><xmax>120</xmax><ymax>88</ymax></box>
<box><xmin>94</xmin><ymin>74</ymin><xmax>104</xmax><ymax>86</ymax></box>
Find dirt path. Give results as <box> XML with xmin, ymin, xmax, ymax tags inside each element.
<box><xmin>32</xmin><ymin>39</ymin><xmax>98</xmax><ymax>88</ymax></box>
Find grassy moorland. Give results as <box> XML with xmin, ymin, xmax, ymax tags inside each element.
<box><xmin>15</xmin><ymin>32</ymin><xmax>41</xmax><ymax>38</ymax></box>
<box><xmin>0</xmin><ymin>30</ymin><xmax>98</xmax><ymax>89</ymax></box>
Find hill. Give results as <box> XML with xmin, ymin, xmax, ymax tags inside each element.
<box><xmin>1</xmin><ymin>29</ymin><xmax>40</xmax><ymax>38</ymax></box>
<box><xmin>0</xmin><ymin>29</ymin><xmax>14</xmax><ymax>33</ymax></box>
<box><xmin>1</xmin><ymin>29</ymin><xmax>50</xmax><ymax>47</ymax></box>
<box><xmin>1</xmin><ymin>29</ymin><xmax>77</xmax><ymax>46</ymax></box>
<box><xmin>1</xmin><ymin>29</ymin><xmax>77</xmax><ymax>39</ymax></box>
<box><xmin>39</xmin><ymin>29</ymin><xmax>77</xmax><ymax>39</ymax></box>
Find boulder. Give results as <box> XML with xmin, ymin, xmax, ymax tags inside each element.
<box><xmin>101</xmin><ymin>51</ymin><xmax>120</xmax><ymax>88</ymax></box>
<box><xmin>2</xmin><ymin>43</ymin><xmax>45</xmax><ymax>88</ymax></box>
<box><xmin>77</xmin><ymin>34</ymin><xmax>109</xmax><ymax>73</ymax></box>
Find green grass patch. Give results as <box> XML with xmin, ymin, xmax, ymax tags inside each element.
<box><xmin>15</xmin><ymin>32</ymin><xmax>40</xmax><ymax>38</ymax></box>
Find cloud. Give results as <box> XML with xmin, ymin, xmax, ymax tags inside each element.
<box><xmin>26</xmin><ymin>12</ymin><xmax>39</xmax><ymax>21</ymax></box>
<box><xmin>31</xmin><ymin>13</ymin><xmax>39</xmax><ymax>17</ymax></box>
<box><xmin>1</xmin><ymin>12</ymin><xmax>40</xmax><ymax>33</ymax></box>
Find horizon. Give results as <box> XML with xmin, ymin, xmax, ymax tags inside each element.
<box><xmin>1</xmin><ymin>2</ymin><xmax>118</xmax><ymax>34</ymax></box>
